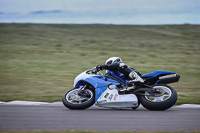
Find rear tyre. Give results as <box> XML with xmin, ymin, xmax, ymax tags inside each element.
<box><xmin>62</xmin><ymin>87</ymin><xmax>95</xmax><ymax>110</ymax></box>
<box><xmin>139</xmin><ymin>84</ymin><xmax>177</xmax><ymax>111</ymax></box>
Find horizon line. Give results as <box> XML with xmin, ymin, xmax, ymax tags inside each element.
<box><xmin>0</xmin><ymin>22</ymin><xmax>199</xmax><ymax>26</ymax></box>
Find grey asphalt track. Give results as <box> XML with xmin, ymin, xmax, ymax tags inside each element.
<box><xmin>0</xmin><ymin>104</ymin><xmax>200</xmax><ymax>131</ymax></box>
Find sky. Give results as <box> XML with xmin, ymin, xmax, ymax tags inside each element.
<box><xmin>0</xmin><ymin>0</ymin><xmax>200</xmax><ymax>25</ymax></box>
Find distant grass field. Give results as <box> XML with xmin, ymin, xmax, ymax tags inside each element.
<box><xmin>0</xmin><ymin>23</ymin><xmax>199</xmax><ymax>104</ymax></box>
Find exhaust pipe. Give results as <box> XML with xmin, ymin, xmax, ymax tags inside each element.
<box><xmin>159</xmin><ymin>74</ymin><xmax>180</xmax><ymax>84</ymax></box>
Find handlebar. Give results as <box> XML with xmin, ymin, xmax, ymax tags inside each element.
<box><xmin>86</xmin><ymin>68</ymin><xmax>103</xmax><ymax>75</ymax></box>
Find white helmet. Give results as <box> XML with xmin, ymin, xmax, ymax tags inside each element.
<box><xmin>105</xmin><ymin>57</ymin><xmax>122</xmax><ymax>65</ymax></box>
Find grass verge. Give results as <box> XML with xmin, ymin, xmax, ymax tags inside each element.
<box><xmin>0</xmin><ymin>23</ymin><xmax>200</xmax><ymax>104</ymax></box>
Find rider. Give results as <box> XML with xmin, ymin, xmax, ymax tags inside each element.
<box><xmin>95</xmin><ymin>57</ymin><xmax>144</xmax><ymax>91</ymax></box>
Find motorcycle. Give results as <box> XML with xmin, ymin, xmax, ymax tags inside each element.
<box><xmin>62</xmin><ymin>67</ymin><xmax>180</xmax><ymax>110</ymax></box>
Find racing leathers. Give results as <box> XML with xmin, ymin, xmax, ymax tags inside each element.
<box><xmin>96</xmin><ymin>62</ymin><xmax>144</xmax><ymax>91</ymax></box>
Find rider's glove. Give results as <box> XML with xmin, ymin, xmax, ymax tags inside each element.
<box><xmin>95</xmin><ymin>65</ymin><xmax>101</xmax><ymax>72</ymax></box>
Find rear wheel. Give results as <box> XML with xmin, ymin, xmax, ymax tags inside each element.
<box><xmin>62</xmin><ymin>87</ymin><xmax>95</xmax><ymax>110</ymax></box>
<box><xmin>139</xmin><ymin>84</ymin><xmax>177</xmax><ymax>110</ymax></box>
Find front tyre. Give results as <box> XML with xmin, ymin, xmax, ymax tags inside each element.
<box><xmin>62</xmin><ymin>87</ymin><xmax>95</xmax><ymax>110</ymax></box>
<box><xmin>139</xmin><ymin>84</ymin><xmax>177</xmax><ymax>111</ymax></box>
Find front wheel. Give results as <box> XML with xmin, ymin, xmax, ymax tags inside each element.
<box><xmin>62</xmin><ymin>87</ymin><xmax>95</xmax><ymax>110</ymax></box>
<box><xmin>139</xmin><ymin>84</ymin><xmax>177</xmax><ymax>111</ymax></box>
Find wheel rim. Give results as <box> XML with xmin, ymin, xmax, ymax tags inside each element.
<box><xmin>65</xmin><ymin>88</ymin><xmax>93</xmax><ymax>104</ymax></box>
<box><xmin>144</xmin><ymin>86</ymin><xmax>172</xmax><ymax>102</ymax></box>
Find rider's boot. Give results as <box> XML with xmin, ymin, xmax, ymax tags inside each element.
<box><xmin>119</xmin><ymin>71</ymin><xmax>144</xmax><ymax>92</ymax></box>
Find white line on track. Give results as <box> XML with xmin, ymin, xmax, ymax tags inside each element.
<box><xmin>0</xmin><ymin>101</ymin><xmax>60</xmax><ymax>106</ymax></box>
<box><xmin>175</xmin><ymin>104</ymin><xmax>200</xmax><ymax>108</ymax></box>
<box><xmin>0</xmin><ymin>100</ymin><xmax>200</xmax><ymax>108</ymax></box>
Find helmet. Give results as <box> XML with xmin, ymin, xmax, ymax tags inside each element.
<box><xmin>105</xmin><ymin>57</ymin><xmax>122</xmax><ymax>65</ymax></box>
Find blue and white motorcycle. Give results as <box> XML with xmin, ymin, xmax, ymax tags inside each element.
<box><xmin>62</xmin><ymin>68</ymin><xmax>180</xmax><ymax>110</ymax></box>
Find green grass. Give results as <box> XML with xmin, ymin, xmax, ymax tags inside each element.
<box><xmin>0</xmin><ymin>23</ymin><xmax>200</xmax><ymax>104</ymax></box>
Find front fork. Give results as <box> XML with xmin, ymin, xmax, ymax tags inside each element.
<box><xmin>77</xmin><ymin>84</ymin><xmax>91</xmax><ymax>98</ymax></box>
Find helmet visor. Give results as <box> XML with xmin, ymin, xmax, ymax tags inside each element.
<box><xmin>113</xmin><ymin>58</ymin><xmax>122</xmax><ymax>63</ymax></box>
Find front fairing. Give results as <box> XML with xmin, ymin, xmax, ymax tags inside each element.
<box><xmin>73</xmin><ymin>71</ymin><xmax>121</xmax><ymax>88</ymax></box>
<box><xmin>73</xmin><ymin>70</ymin><xmax>121</xmax><ymax>102</ymax></box>
<box><xmin>84</xmin><ymin>76</ymin><xmax>121</xmax><ymax>101</ymax></box>
<box><xmin>73</xmin><ymin>71</ymin><xmax>96</xmax><ymax>87</ymax></box>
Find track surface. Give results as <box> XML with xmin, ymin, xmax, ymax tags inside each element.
<box><xmin>0</xmin><ymin>104</ymin><xmax>200</xmax><ymax>131</ymax></box>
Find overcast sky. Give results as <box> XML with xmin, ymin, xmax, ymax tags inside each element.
<box><xmin>0</xmin><ymin>0</ymin><xmax>199</xmax><ymax>24</ymax></box>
